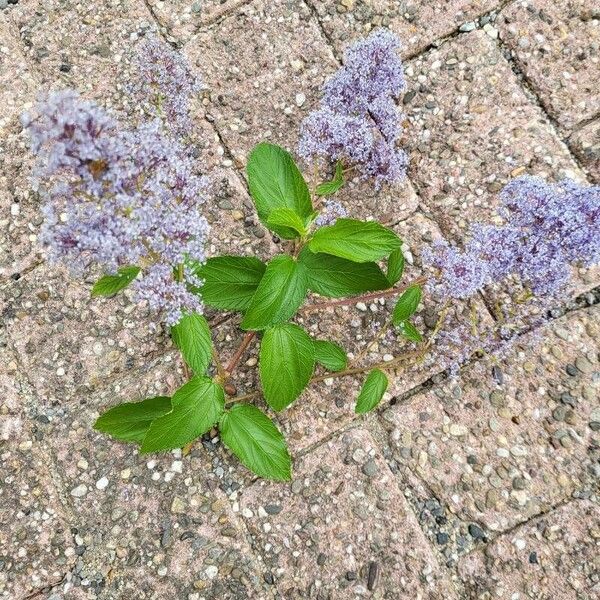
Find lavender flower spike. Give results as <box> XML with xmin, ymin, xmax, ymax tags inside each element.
<box><xmin>298</xmin><ymin>29</ymin><xmax>407</xmax><ymax>188</ymax></box>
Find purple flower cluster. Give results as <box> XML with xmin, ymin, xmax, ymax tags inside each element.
<box><xmin>424</xmin><ymin>176</ymin><xmax>600</xmax><ymax>299</ymax></box>
<box><xmin>128</xmin><ymin>35</ymin><xmax>202</xmax><ymax>136</ymax></box>
<box><xmin>298</xmin><ymin>29</ymin><xmax>407</xmax><ymax>189</ymax></box>
<box><xmin>314</xmin><ymin>200</ymin><xmax>348</xmax><ymax>227</ymax></box>
<box><xmin>22</xmin><ymin>38</ymin><xmax>210</xmax><ymax>325</ymax></box>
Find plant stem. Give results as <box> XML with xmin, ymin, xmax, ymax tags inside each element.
<box><xmin>225</xmin><ymin>348</ymin><xmax>423</xmax><ymax>407</ymax></box>
<box><xmin>225</xmin><ymin>331</ymin><xmax>256</xmax><ymax>375</ymax></box>
<box><xmin>301</xmin><ymin>275</ymin><xmax>428</xmax><ymax>313</ymax></box>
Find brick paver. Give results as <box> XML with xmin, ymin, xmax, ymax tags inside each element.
<box><xmin>497</xmin><ymin>0</ymin><xmax>600</xmax><ymax>132</ymax></box>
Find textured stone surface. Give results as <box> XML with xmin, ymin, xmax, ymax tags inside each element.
<box><xmin>0</xmin><ymin>20</ymin><xmax>40</xmax><ymax>134</ymax></box>
<box><xmin>498</xmin><ymin>0</ymin><xmax>600</xmax><ymax>132</ymax></box>
<box><xmin>183</xmin><ymin>0</ymin><xmax>338</xmax><ymax>166</ymax></box>
<box><xmin>237</xmin><ymin>427</ymin><xmax>460</xmax><ymax>598</ymax></box>
<box><xmin>404</xmin><ymin>30</ymin><xmax>583</xmax><ymax>243</ymax></box>
<box><xmin>309</xmin><ymin>0</ymin><xmax>504</xmax><ymax>59</ymax></box>
<box><xmin>570</xmin><ymin>118</ymin><xmax>600</xmax><ymax>182</ymax></box>
<box><xmin>458</xmin><ymin>500</ymin><xmax>600</xmax><ymax>599</ymax></box>
<box><xmin>381</xmin><ymin>307</ymin><xmax>599</xmax><ymax>535</ymax></box>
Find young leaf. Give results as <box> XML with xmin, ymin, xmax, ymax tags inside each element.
<box><xmin>315</xmin><ymin>162</ymin><xmax>344</xmax><ymax>196</ymax></box>
<box><xmin>308</xmin><ymin>218</ymin><xmax>401</xmax><ymax>263</ymax></box>
<box><xmin>219</xmin><ymin>404</ymin><xmax>292</xmax><ymax>481</ymax></box>
<box><xmin>91</xmin><ymin>266</ymin><xmax>140</xmax><ymax>297</ymax></box>
<box><xmin>387</xmin><ymin>248</ymin><xmax>405</xmax><ymax>285</ymax></box>
<box><xmin>266</xmin><ymin>207</ymin><xmax>308</xmax><ymax>238</ymax></box>
<box><xmin>247</xmin><ymin>142</ymin><xmax>313</xmax><ymax>238</ymax></box>
<box><xmin>241</xmin><ymin>255</ymin><xmax>308</xmax><ymax>330</ymax></box>
<box><xmin>355</xmin><ymin>369</ymin><xmax>388</xmax><ymax>414</ymax></box>
<box><xmin>94</xmin><ymin>396</ymin><xmax>171</xmax><ymax>443</ymax></box>
<box><xmin>188</xmin><ymin>256</ymin><xmax>265</xmax><ymax>311</ymax></box>
<box><xmin>397</xmin><ymin>320</ymin><xmax>423</xmax><ymax>343</ymax></box>
<box><xmin>392</xmin><ymin>285</ymin><xmax>422</xmax><ymax>324</ymax></box>
<box><xmin>259</xmin><ymin>323</ymin><xmax>315</xmax><ymax>411</ymax></box>
<box><xmin>314</xmin><ymin>340</ymin><xmax>347</xmax><ymax>372</ymax></box>
<box><xmin>298</xmin><ymin>248</ymin><xmax>390</xmax><ymax>298</ymax></box>
<box><xmin>140</xmin><ymin>377</ymin><xmax>224</xmax><ymax>453</ymax></box>
<box><xmin>171</xmin><ymin>312</ymin><xmax>212</xmax><ymax>375</ymax></box>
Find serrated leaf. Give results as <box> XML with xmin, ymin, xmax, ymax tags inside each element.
<box><xmin>298</xmin><ymin>248</ymin><xmax>390</xmax><ymax>298</ymax></box>
<box><xmin>387</xmin><ymin>248</ymin><xmax>405</xmax><ymax>285</ymax></box>
<box><xmin>266</xmin><ymin>207</ymin><xmax>308</xmax><ymax>238</ymax></box>
<box><xmin>314</xmin><ymin>340</ymin><xmax>347</xmax><ymax>372</ymax></box>
<box><xmin>397</xmin><ymin>320</ymin><xmax>423</xmax><ymax>343</ymax></box>
<box><xmin>92</xmin><ymin>266</ymin><xmax>140</xmax><ymax>297</ymax></box>
<box><xmin>171</xmin><ymin>312</ymin><xmax>212</xmax><ymax>375</ymax></box>
<box><xmin>140</xmin><ymin>377</ymin><xmax>224</xmax><ymax>453</ymax></box>
<box><xmin>241</xmin><ymin>255</ymin><xmax>308</xmax><ymax>330</ymax></box>
<box><xmin>316</xmin><ymin>162</ymin><xmax>345</xmax><ymax>196</ymax></box>
<box><xmin>188</xmin><ymin>256</ymin><xmax>266</xmax><ymax>312</ymax></box>
<box><xmin>355</xmin><ymin>369</ymin><xmax>388</xmax><ymax>414</ymax></box>
<box><xmin>392</xmin><ymin>285</ymin><xmax>422</xmax><ymax>324</ymax></box>
<box><xmin>309</xmin><ymin>218</ymin><xmax>401</xmax><ymax>263</ymax></box>
<box><xmin>94</xmin><ymin>396</ymin><xmax>171</xmax><ymax>443</ymax></box>
<box><xmin>259</xmin><ymin>323</ymin><xmax>315</xmax><ymax>411</ymax></box>
<box><xmin>219</xmin><ymin>404</ymin><xmax>291</xmax><ymax>481</ymax></box>
<box><xmin>247</xmin><ymin>142</ymin><xmax>313</xmax><ymax>238</ymax></box>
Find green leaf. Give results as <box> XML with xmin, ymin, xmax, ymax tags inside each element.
<box><xmin>397</xmin><ymin>320</ymin><xmax>423</xmax><ymax>343</ymax></box>
<box><xmin>188</xmin><ymin>256</ymin><xmax>265</xmax><ymax>312</ymax></box>
<box><xmin>266</xmin><ymin>207</ymin><xmax>308</xmax><ymax>238</ymax></box>
<box><xmin>219</xmin><ymin>404</ymin><xmax>291</xmax><ymax>481</ymax></box>
<box><xmin>355</xmin><ymin>369</ymin><xmax>388</xmax><ymax>414</ymax></box>
<box><xmin>91</xmin><ymin>266</ymin><xmax>140</xmax><ymax>297</ymax></box>
<box><xmin>241</xmin><ymin>255</ymin><xmax>308</xmax><ymax>330</ymax></box>
<box><xmin>171</xmin><ymin>313</ymin><xmax>212</xmax><ymax>375</ymax></box>
<box><xmin>247</xmin><ymin>142</ymin><xmax>313</xmax><ymax>238</ymax></box>
<box><xmin>392</xmin><ymin>285</ymin><xmax>422</xmax><ymax>324</ymax></box>
<box><xmin>259</xmin><ymin>323</ymin><xmax>315</xmax><ymax>411</ymax></box>
<box><xmin>141</xmin><ymin>377</ymin><xmax>224</xmax><ymax>453</ymax></box>
<box><xmin>314</xmin><ymin>340</ymin><xmax>347</xmax><ymax>372</ymax></box>
<box><xmin>298</xmin><ymin>248</ymin><xmax>390</xmax><ymax>298</ymax></box>
<box><xmin>309</xmin><ymin>218</ymin><xmax>401</xmax><ymax>263</ymax></box>
<box><xmin>94</xmin><ymin>397</ymin><xmax>171</xmax><ymax>443</ymax></box>
<box><xmin>315</xmin><ymin>162</ymin><xmax>344</xmax><ymax>196</ymax></box>
<box><xmin>387</xmin><ymin>248</ymin><xmax>405</xmax><ymax>285</ymax></box>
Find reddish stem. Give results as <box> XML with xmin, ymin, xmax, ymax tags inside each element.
<box><xmin>225</xmin><ymin>331</ymin><xmax>256</xmax><ymax>375</ymax></box>
<box><xmin>301</xmin><ymin>276</ymin><xmax>428</xmax><ymax>313</ymax></box>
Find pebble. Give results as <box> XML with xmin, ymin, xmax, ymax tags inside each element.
<box><xmin>449</xmin><ymin>424</ymin><xmax>468</xmax><ymax>437</ymax></box>
<box><xmin>362</xmin><ymin>459</ymin><xmax>378</xmax><ymax>477</ymax></box>
<box><xmin>96</xmin><ymin>477</ymin><xmax>109</xmax><ymax>490</ymax></box>
<box><xmin>71</xmin><ymin>484</ymin><xmax>88</xmax><ymax>498</ymax></box>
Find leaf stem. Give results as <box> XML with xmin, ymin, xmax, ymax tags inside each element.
<box><xmin>225</xmin><ymin>331</ymin><xmax>256</xmax><ymax>376</ymax></box>
<box><xmin>301</xmin><ymin>275</ymin><xmax>428</xmax><ymax>313</ymax></box>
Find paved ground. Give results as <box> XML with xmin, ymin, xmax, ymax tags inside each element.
<box><xmin>1</xmin><ymin>1</ymin><xmax>599</xmax><ymax>598</ymax></box>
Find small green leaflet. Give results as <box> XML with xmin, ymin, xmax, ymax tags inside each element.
<box><xmin>392</xmin><ymin>285</ymin><xmax>422</xmax><ymax>324</ymax></box>
<box><xmin>188</xmin><ymin>256</ymin><xmax>265</xmax><ymax>312</ymax></box>
<box><xmin>91</xmin><ymin>266</ymin><xmax>140</xmax><ymax>297</ymax></box>
<box><xmin>309</xmin><ymin>218</ymin><xmax>401</xmax><ymax>263</ymax></box>
<box><xmin>140</xmin><ymin>377</ymin><xmax>224</xmax><ymax>453</ymax></box>
<box><xmin>397</xmin><ymin>320</ymin><xmax>423</xmax><ymax>343</ymax></box>
<box><xmin>247</xmin><ymin>142</ymin><xmax>313</xmax><ymax>239</ymax></box>
<box><xmin>355</xmin><ymin>369</ymin><xmax>389</xmax><ymax>414</ymax></box>
<box><xmin>219</xmin><ymin>404</ymin><xmax>292</xmax><ymax>481</ymax></box>
<box><xmin>94</xmin><ymin>396</ymin><xmax>171</xmax><ymax>443</ymax></box>
<box><xmin>266</xmin><ymin>207</ymin><xmax>308</xmax><ymax>238</ymax></box>
<box><xmin>387</xmin><ymin>248</ymin><xmax>405</xmax><ymax>285</ymax></box>
<box><xmin>315</xmin><ymin>162</ymin><xmax>344</xmax><ymax>196</ymax></box>
<box><xmin>298</xmin><ymin>248</ymin><xmax>390</xmax><ymax>298</ymax></box>
<box><xmin>241</xmin><ymin>255</ymin><xmax>308</xmax><ymax>330</ymax></box>
<box><xmin>259</xmin><ymin>323</ymin><xmax>315</xmax><ymax>411</ymax></box>
<box><xmin>171</xmin><ymin>312</ymin><xmax>212</xmax><ymax>375</ymax></box>
<box><xmin>313</xmin><ymin>340</ymin><xmax>347</xmax><ymax>372</ymax></box>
